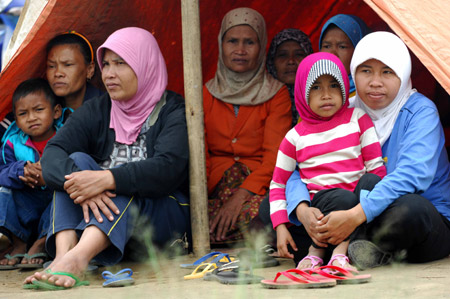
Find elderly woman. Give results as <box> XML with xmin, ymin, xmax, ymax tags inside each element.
<box><xmin>266</xmin><ymin>28</ymin><xmax>313</xmax><ymax>126</ymax></box>
<box><xmin>24</xmin><ymin>27</ymin><xmax>190</xmax><ymax>289</ymax></box>
<box><xmin>46</xmin><ymin>31</ymin><xmax>103</xmax><ymax>111</ymax></box>
<box><xmin>204</xmin><ymin>7</ymin><xmax>292</xmax><ymax>243</ymax></box>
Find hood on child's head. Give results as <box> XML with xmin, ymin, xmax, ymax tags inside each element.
<box><xmin>294</xmin><ymin>52</ymin><xmax>349</xmax><ymax>124</ymax></box>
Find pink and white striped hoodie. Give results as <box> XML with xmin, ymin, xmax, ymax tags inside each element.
<box><xmin>269</xmin><ymin>53</ymin><xmax>386</xmax><ymax>229</ymax></box>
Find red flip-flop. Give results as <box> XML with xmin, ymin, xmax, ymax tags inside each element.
<box><xmin>261</xmin><ymin>268</ymin><xmax>336</xmax><ymax>289</ymax></box>
<box><xmin>309</xmin><ymin>265</ymin><xmax>371</xmax><ymax>284</ymax></box>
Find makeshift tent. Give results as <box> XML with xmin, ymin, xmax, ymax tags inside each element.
<box><xmin>1</xmin><ymin>0</ymin><xmax>448</xmax><ymax>119</ymax></box>
<box><xmin>0</xmin><ymin>0</ymin><xmax>448</xmax><ymax>254</ymax></box>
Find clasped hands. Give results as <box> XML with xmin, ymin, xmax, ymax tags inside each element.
<box><xmin>64</xmin><ymin>170</ymin><xmax>119</xmax><ymax>224</ymax></box>
<box><xmin>19</xmin><ymin>161</ymin><xmax>45</xmax><ymax>188</ymax></box>
<box><xmin>276</xmin><ymin>202</ymin><xmax>361</xmax><ymax>258</ymax></box>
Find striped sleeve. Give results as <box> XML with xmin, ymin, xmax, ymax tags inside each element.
<box><xmin>269</xmin><ymin>129</ymin><xmax>298</xmax><ymax>228</ymax></box>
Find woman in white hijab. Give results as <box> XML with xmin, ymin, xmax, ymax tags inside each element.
<box><xmin>284</xmin><ymin>31</ymin><xmax>450</xmax><ymax>269</ymax></box>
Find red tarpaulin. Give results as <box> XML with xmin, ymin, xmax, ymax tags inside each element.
<box><xmin>0</xmin><ymin>0</ymin><xmax>445</xmax><ymax>120</ymax></box>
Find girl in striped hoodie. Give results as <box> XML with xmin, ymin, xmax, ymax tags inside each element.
<box><xmin>270</xmin><ymin>52</ymin><xmax>386</xmax><ymax>270</ymax></box>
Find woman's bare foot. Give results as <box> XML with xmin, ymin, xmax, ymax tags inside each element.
<box><xmin>30</xmin><ymin>251</ymin><xmax>89</xmax><ymax>288</ymax></box>
<box><xmin>0</xmin><ymin>235</ymin><xmax>26</xmax><ymax>266</ymax></box>
<box><xmin>21</xmin><ymin>237</ymin><xmax>47</xmax><ymax>266</ymax></box>
<box><xmin>23</xmin><ymin>257</ymin><xmax>61</xmax><ymax>284</ymax></box>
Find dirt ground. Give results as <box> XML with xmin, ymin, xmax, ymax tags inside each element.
<box><xmin>1</xmin><ymin>243</ymin><xmax>449</xmax><ymax>299</ymax></box>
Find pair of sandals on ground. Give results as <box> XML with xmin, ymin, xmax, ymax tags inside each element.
<box><xmin>261</xmin><ymin>254</ymin><xmax>371</xmax><ymax>289</ymax></box>
<box><xmin>182</xmin><ymin>249</ymin><xmax>279</xmax><ymax>284</ymax></box>
<box><xmin>23</xmin><ymin>267</ymin><xmax>135</xmax><ymax>290</ymax></box>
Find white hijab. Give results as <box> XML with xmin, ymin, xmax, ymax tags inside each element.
<box><xmin>350</xmin><ymin>31</ymin><xmax>416</xmax><ymax>146</ymax></box>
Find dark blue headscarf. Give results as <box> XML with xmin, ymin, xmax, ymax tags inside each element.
<box><xmin>319</xmin><ymin>14</ymin><xmax>370</xmax><ymax>94</ymax></box>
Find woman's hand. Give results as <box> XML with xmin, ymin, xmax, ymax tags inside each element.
<box><xmin>210</xmin><ymin>188</ymin><xmax>251</xmax><ymax>241</ymax></box>
<box><xmin>317</xmin><ymin>205</ymin><xmax>366</xmax><ymax>245</ymax></box>
<box><xmin>276</xmin><ymin>223</ymin><xmax>297</xmax><ymax>258</ymax></box>
<box><xmin>64</xmin><ymin>170</ymin><xmax>116</xmax><ymax>203</ymax></box>
<box><xmin>296</xmin><ymin>202</ymin><xmax>328</xmax><ymax>247</ymax></box>
<box><xmin>80</xmin><ymin>191</ymin><xmax>119</xmax><ymax>223</ymax></box>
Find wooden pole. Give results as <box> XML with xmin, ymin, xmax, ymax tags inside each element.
<box><xmin>181</xmin><ymin>0</ymin><xmax>210</xmax><ymax>256</ymax></box>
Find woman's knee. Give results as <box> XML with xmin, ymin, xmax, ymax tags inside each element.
<box><xmin>357</xmin><ymin>173</ymin><xmax>382</xmax><ymax>191</ymax></box>
<box><xmin>390</xmin><ymin>195</ymin><xmax>431</xmax><ymax>223</ymax></box>
<box><xmin>69</xmin><ymin>152</ymin><xmax>99</xmax><ymax>170</ymax></box>
<box><xmin>327</xmin><ymin>189</ymin><xmax>358</xmax><ymax>210</ymax></box>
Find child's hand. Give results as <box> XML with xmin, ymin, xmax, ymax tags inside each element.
<box><xmin>275</xmin><ymin>223</ymin><xmax>297</xmax><ymax>259</ymax></box>
<box><xmin>30</xmin><ymin>161</ymin><xmax>45</xmax><ymax>186</ymax></box>
<box><xmin>296</xmin><ymin>203</ymin><xmax>328</xmax><ymax>247</ymax></box>
<box><xmin>19</xmin><ymin>161</ymin><xmax>43</xmax><ymax>188</ymax></box>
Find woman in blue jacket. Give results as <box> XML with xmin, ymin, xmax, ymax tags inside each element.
<box><xmin>281</xmin><ymin>31</ymin><xmax>450</xmax><ymax>270</ymax></box>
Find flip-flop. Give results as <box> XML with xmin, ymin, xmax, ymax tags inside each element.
<box><xmin>17</xmin><ymin>253</ymin><xmax>49</xmax><ymax>269</ymax></box>
<box><xmin>180</xmin><ymin>252</ymin><xmax>233</xmax><ymax>269</ymax></box>
<box><xmin>310</xmin><ymin>265</ymin><xmax>372</xmax><ymax>284</ymax></box>
<box><xmin>184</xmin><ymin>263</ymin><xmax>217</xmax><ymax>280</ymax></box>
<box><xmin>102</xmin><ymin>268</ymin><xmax>135</xmax><ymax>287</ymax></box>
<box><xmin>238</xmin><ymin>248</ymin><xmax>279</xmax><ymax>269</ymax></box>
<box><xmin>261</xmin><ymin>268</ymin><xmax>336</xmax><ymax>289</ymax></box>
<box><xmin>203</xmin><ymin>261</ymin><xmax>263</xmax><ymax>285</ymax></box>
<box><xmin>43</xmin><ymin>261</ymin><xmax>99</xmax><ymax>272</ymax></box>
<box><xmin>296</xmin><ymin>255</ymin><xmax>324</xmax><ymax>271</ymax></box>
<box><xmin>0</xmin><ymin>253</ymin><xmax>24</xmax><ymax>270</ymax></box>
<box><xmin>27</xmin><ymin>270</ymin><xmax>89</xmax><ymax>290</ymax></box>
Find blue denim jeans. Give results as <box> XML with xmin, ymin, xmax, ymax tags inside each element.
<box><xmin>0</xmin><ymin>186</ymin><xmax>52</xmax><ymax>244</ymax></box>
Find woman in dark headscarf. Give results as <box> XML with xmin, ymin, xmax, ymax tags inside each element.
<box><xmin>267</xmin><ymin>28</ymin><xmax>313</xmax><ymax>126</ymax></box>
<box><xmin>319</xmin><ymin>14</ymin><xmax>370</xmax><ymax>98</ymax></box>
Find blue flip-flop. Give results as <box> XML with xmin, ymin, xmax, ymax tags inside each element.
<box><xmin>180</xmin><ymin>252</ymin><xmax>233</xmax><ymax>269</ymax></box>
<box><xmin>102</xmin><ymin>268</ymin><xmax>135</xmax><ymax>287</ymax></box>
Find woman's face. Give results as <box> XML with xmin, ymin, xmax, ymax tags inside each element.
<box><xmin>222</xmin><ymin>25</ymin><xmax>260</xmax><ymax>73</ymax></box>
<box><xmin>354</xmin><ymin>59</ymin><xmax>401</xmax><ymax>110</ymax></box>
<box><xmin>320</xmin><ymin>27</ymin><xmax>354</xmax><ymax>74</ymax></box>
<box><xmin>274</xmin><ymin>40</ymin><xmax>307</xmax><ymax>85</ymax></box>
<box><xmin>101</xmin><ymin>49</ymin><xmax>138</xmax><ymax>101</ymax></box>
<box><xmin>46</xmin><ymin>44</ymin><xmax>94</xmax><ymax>99</ymax></box>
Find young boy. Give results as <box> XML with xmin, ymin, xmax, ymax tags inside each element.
<box><xmin>0</xmin><ymin>78</ymin><xmax>62</xmax><ymax>269</ymax></box>
<box><xmin>269</xmin><ymin>52</ymin><xmax>386</xmax><ymax>271</ymax></box>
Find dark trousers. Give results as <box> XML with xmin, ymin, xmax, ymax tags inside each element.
<box><xmin>46</xmin><ymin>152</ymin><xmax>190</xmax><ymax>266</ymax></box>
<box><xmin>355</xmin><ymin>194</ymin><xmax>450</xmax><ymax>263</ymax></box>
<box><xmin>288</xmin><ymin>173</ymin><xmax>381</xmax><ymax>265</ymax></box>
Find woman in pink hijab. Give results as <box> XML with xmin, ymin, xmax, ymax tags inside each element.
<box><xmin>24</xmin><ymin>27</ymin><xmax>190</xmax><ymax>290</ymax></box>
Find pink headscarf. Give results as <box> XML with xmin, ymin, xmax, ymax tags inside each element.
<box><xmin>294</xmin><ymin>52</ymin><xmax>349</xmax><ymax>124</ymax></box>
<box><xmin>97</xmin><ymin>27</ymin><xmax>168</xmax><ymax>145</ymax></box>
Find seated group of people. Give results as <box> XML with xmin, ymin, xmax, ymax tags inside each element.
<box><xmin>0</xmin><ymin>7</ymin><xmax>448</xmax><ymax>290</ymax></box>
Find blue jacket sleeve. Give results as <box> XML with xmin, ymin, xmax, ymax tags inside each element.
<box><xmin>360</xmin><ymin>104</ymin><xmax>442</xmax><ymax>222</ymax></box>
<box><xmin>0</xmin><ymin>143</ymin><xmax>26</xmax><ymax>189</ymax></box>
<box><xmin>285</xmin><ymin>169</ymin><xmax>311</xmax><ymax>225</ymax></box>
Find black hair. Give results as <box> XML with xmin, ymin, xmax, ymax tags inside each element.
<box><xmin>12</xmin><ymin>78</ymin><xmax>62</xmax><ymax>115</ymax></box>
<box><xmin>46</xmin><ymin>33</ymin><xmax>92</xmax><ymax>65</ymax></box>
